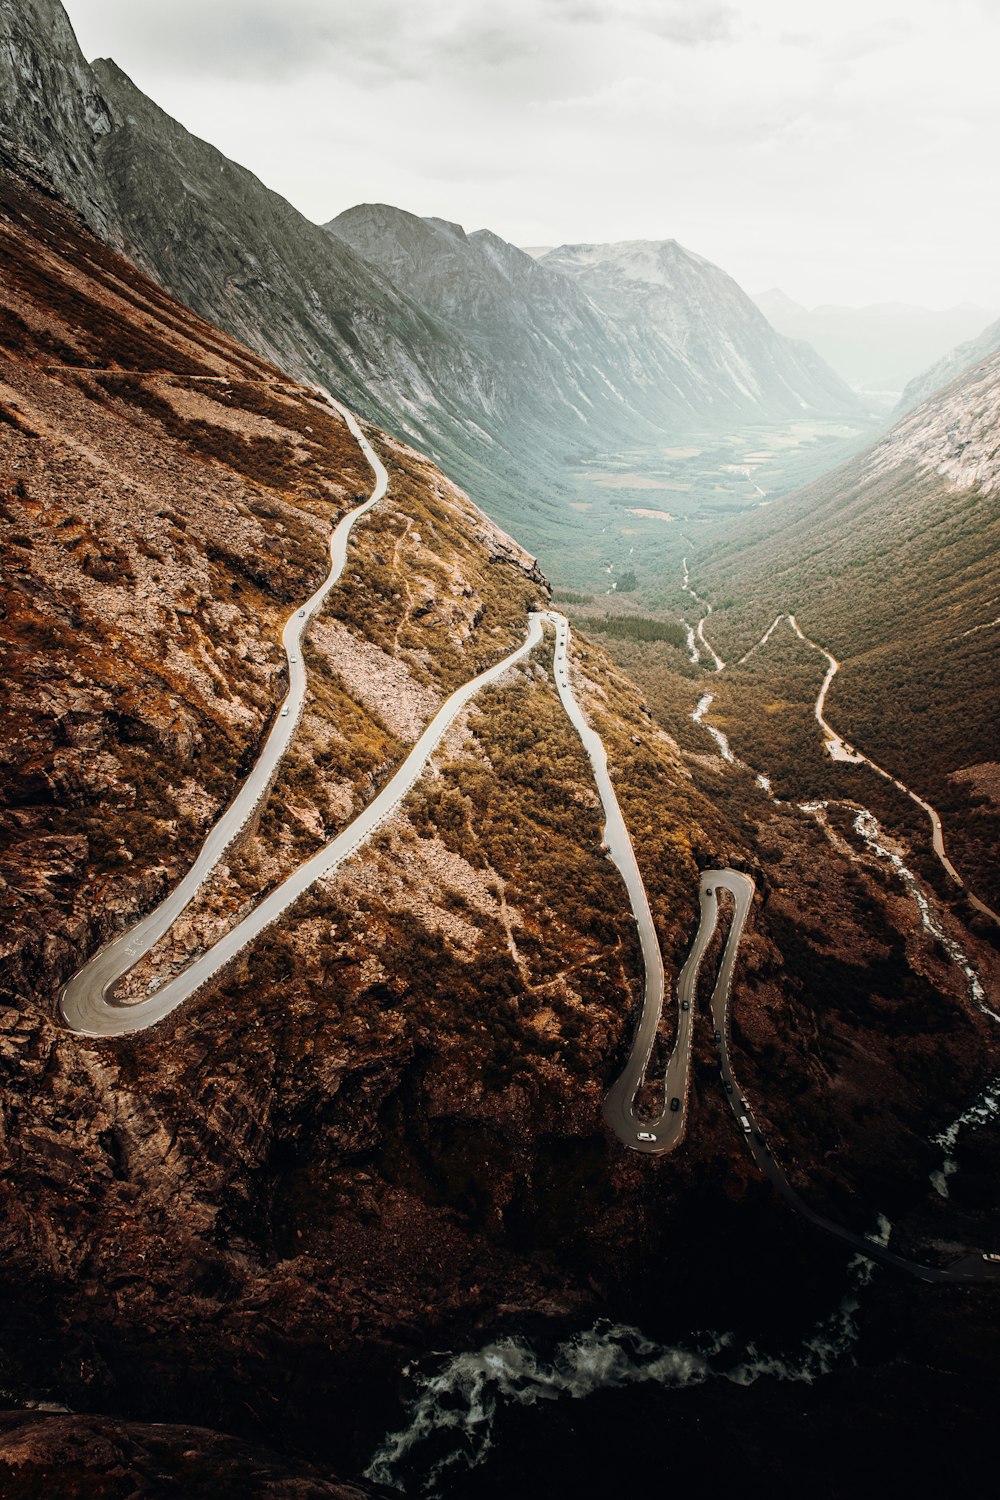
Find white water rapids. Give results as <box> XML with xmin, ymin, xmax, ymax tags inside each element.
<box><xmin>851</xmin><ymin>809</ymin><xmax>989</xmax><ymax>1013</ymax></box>
<box><xmin>366</xmin><ymin>1218</ymin><xmax>891</xmax><ymax>1495</ymax></box>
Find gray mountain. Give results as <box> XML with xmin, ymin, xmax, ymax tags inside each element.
<box><xmin>895</xmin><ymin>316</ymin><xmax>1000</xmax><ymax>415</ymax></box>
<box><xmin>754</xmin><ymin>289</ymin><xmax>998</xmax><ymax>398</ymax></box>
<box><xmin>540</xmin><ymin>240</ymin><xmax>862</xmax><ymax>421</ymax></box>
<box><xmin>0</xmin><ymin>0</ymin><xmax>861</xmax><ymax>556</ymax></box>
<box><xmin>327</xmin><ymin>205</ymin><xmax>673</xmax><ymax>442</ymax></box>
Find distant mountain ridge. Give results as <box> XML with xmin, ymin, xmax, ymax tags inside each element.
<box><xmin>895</xmin><ymin>316</ymin><xmax>1000</xmax><ymax>414</ymax></box>
<box><xmin>541</xmin><ymin>240</ymin><xmax>855</xmax><ymax>420</ymax></box>
<box><xmin>753</xmin><ymin>288</ymin><xmax>997</xmax><ymax>396</ymax></box>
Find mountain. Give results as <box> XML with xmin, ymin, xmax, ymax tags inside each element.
<box><xmin>0</xmin><ymin>131</ymin><xmax>725</xmax><ymax>1483</ymax></box>
<box><xmin>0</xmin><ymin>0</ymin><xmax>552</xmax><ymax>537</ymax></box>
<box><xmin>540</xmin><ymin>240</ymin><xmax>861</xmax><ymax>422</ymax></box>
<box><xmin>896</xmin><ymin>315</ymin><xmax>1000</xmax><ymax>413</ymax></box>
<box><xmin>754</xmin><ymin>289</ymin><xmax>998</xmax><ymax>397</ymax></box>
<box><xmin>328</xmin><ymin>204</ymin><xmax>676</xmax><ymax>441</ymax></box>
<box><xmin>337</xmin><ymin>213</ymin><xmax>863</xmax><ymax>431</ymax></box>
<box><xmin>0</xmin><ymin>0</ymin><xmax>861</xmax><ymax>565</ymax></box>
<box><xmin>2</xmin><ymin>32</ymin><xmax>999</xmax><ymax>1496</ymax></box>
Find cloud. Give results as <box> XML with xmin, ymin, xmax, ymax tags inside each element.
<box><xmin>544</xmin><ymin>0</ymin><xmax>735</xmax><ymax>45</ymax></box>
<box><xmin>61</xmin><ymin>0</ymin><xmax>1000</xmax><ymax>306</ymax></box>
<box><xmin>67</xmin><ymin>0</ymin><xmax>736</xmax><ymax>84</ymax></box>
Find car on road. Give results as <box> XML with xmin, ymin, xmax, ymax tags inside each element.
<box><xmin>983</xmin><ymin>1252</ymin><xmax>1000</xmax><ymax>1262</ymax></box>
<box><xmin>739</xmin><ymin>1115</ymin><xmax>752</xmax><ymax>1133</ymax></box>
<box><xmin>670</xmin><ymin>1097</ymin><xmax>680</xmax><ymax>1112</ymax></box>
<box><xmin>681</xmin><ymin>1000</ymin><xmax>690</xmax><ymax>1012</ymax></box>
<box><xmin>280</xmin><ymin>707</ymin><xmax>290</xmax><ymax>717</ymax></box>
<box><xmin>637</xmin><ymin>1131</ymin><xmax>657</xmax><ymax>1142</ymax></box>
<box><xmin>714</xmin><ymin>1029</ymin><xmax>722</xmax><ymax>1043</ymax></box>
<box><xmin>299</xmin><ymin>609</ymin><xmax>306</xmax><ymax>618</ymax></box>
<box><xmin>724</xmin><ymin>1081</ymin><xmax>733</xmax><ymax>1094</ymax></box>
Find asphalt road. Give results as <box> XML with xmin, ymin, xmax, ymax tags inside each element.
<box><xmin>60</xmin><ymin>613</ymin><xmax>543</xmax><ymax>1036</ymax></box>
<box><xmin>59</xmin><ymin>395</ymin><xmax>387</xmax><ymax>1034</ymax></box>
<box><xmin>547</xmin><ymin>612</ymin><xmax>675</xmax><ymax>1151</ymax></box>
<box><xmin>703</xmin><ymin>873</ymin><xmax>1000</xmax><ymax>1284</ymax></box>
<box><xmin>60</xmin><ymin>394</ymin><xmax>543</xmax><ymax>1036</ymax></box>
<box><xmin>787</xmin><ymin>614</ymin><xmax>1000</xmax><ymax>927</ymax></box>
<box><xmin>57</xmin><ymin>551</ymin><xmax>1000</xmax><ymax>1281</ymax></box>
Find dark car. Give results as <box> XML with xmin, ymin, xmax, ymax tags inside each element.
<box><xmin>670</xmin><ymin>1096</ymin><xmax>681</xmax><ymax>1112</ymax></box>
<box><xmin>681</xmin><ymin>1000</ymin><xmax>690</xmax><ymax>1012</ymax></box>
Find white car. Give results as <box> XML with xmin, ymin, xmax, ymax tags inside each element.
<box><xmin>637</xmin><ymin>1130</ymin><xmax>657</xmax><ymax>1143</ymax></box>
<box><xmin>280</xmin><ymin>706</ymin><xmax>290</xmax><ymax>717</ymax></box>
<box><xmin>299</xmin><ymin>609</ymin><xmax>306</xmax><ymax>618</ymax></box>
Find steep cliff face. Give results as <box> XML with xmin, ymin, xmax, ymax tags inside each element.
<box><xmin>327</xmin><ymin>204</ymin><xmax>667</xmax><ymax>450</ymax></box>
<box><xmin>870</xmin><ymin>346</ymin><xmax>1000</xmax><ymax>497</ymax></box>
<box><xmin>0</xmin><ymin>0</ymin><xmax>119</xmax><ymax>240</ymax></box>
<box><xmin>541</xmin><ymin>239</ymin><xmax>862</xmax><ymax>420</ymax></box>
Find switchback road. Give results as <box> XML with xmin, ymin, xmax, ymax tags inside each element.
<box><xmin>57</xmin><ymin>407</ymin><xmax>998</xmax><ymax>1281</ymax></box>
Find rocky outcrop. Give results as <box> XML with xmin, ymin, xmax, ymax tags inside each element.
<box><xmin>0</xmin><ymin>1412</ymin><xmax>376</xmax><ymax>1498</ymax></box>
<box><xmin>871</xmin><ymin>346</ymin><xmax>1000</xmax><ymax>497</ymax></box>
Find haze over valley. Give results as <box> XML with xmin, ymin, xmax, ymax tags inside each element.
<box><xmin>0</xmin><ymin>2</ymin><xmax>998</xmax><ymax>1496</ymax></box>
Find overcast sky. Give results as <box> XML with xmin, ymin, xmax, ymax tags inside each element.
<box><xmin>63</xmin><ymin>0</ymin><xmax>1000</xmax><ymax>309</ymax></box>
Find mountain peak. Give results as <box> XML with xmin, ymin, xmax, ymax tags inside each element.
<box><xmin>422</xmin><ymin>214</ymin><xmax>469</xmax><ymax>242</ymax></box>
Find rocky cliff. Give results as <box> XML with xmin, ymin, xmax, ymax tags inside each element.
<box><xmin>541</xmin><ymin>239</ymin><xmax>861</xmax><ymax>420</ymax></box>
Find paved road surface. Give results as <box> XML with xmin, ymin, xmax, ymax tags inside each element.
<box><xmin>60</xmin><ymin>614</ymin><xmax>543</xmax><ymax>1035</ymax></box>
<box><xmin>681</xmin><ymin>558</ymin><xmax>724</xmax><ymax>672</ymax></box>
<box><xmin>59</xmin><ymin>396</ymin><xmax>387</xmax><ymax>1033</ymax></box>
<box><xmin>547</xmin><ymin>614</ymin><xmax>676</xmax><ymax>1150</ymax></box>
<box><xmin>703</xmin><ymin>873</ymin><xmax>1000</xmax><ymax>1284</ymax></box>
<box><xmin>56</xmin><ymin>453</ymin><xmax>998</xmax><ymax>1280</ymax></box>
<box><xmin>787</xmin><ymin>614</ymin><xmax>1000</xmax><ymax>927</ymax></box>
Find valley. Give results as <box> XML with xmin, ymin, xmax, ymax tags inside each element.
<box><xmin>548</xmin><ymin>413</ymin><xmax>878</xmax><ymax>594</ymax></box>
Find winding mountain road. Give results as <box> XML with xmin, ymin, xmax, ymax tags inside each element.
<box><xmin>637</xmin><ymin>871</ymin><xmax>1000</xmax><ymax>1283</ymax></box>
<box><xmin>786</xmin><ymin>614</ymin><xmax>1000</xmax><ymax>927</ymax></box>
<box><xmin>57</xmin><ymin>406</ymin><xmax>998</xmax><ymax>1282</ymax></box>
<box><xmin>60</xmin><ymin>396</ymin><xmax>389</xmax><ymax>1034</ymax></box>
<box><xmin>60</xmin><ymin>608</ymin><xmax>545</xmax><ymax>1034</ymax></box>
<box><xmin>60</xmin><ymin>396</ymin><xmax>548</xmax><ymax>1035</ymax></box>
<box><xmin>681</xmin><ymin>558</ymin><xmax>724</xmax><ymax>672</ymax></box>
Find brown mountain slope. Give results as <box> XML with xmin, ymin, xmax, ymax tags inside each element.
<box><xmin>687</xmin><ymin>354</ymin><xmax>1000</xmax><ymax>912</ymax></box>
<box><xmin>1</xmin><ymin>143</ymin><xmax>999</xmax><ymax>1489</ymax></box>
